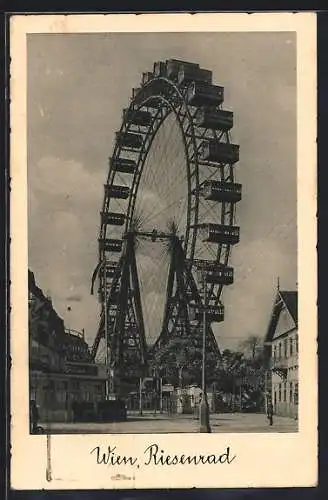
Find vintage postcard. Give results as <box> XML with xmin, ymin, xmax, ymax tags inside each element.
<box><xmin>10</xmin><ymin>12</ymin><xmax>317</xmax><ymax>489</ymax></box>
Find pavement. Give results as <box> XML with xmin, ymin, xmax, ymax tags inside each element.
<box><xmin>40</xmin><ymin>412</ymin><xmax>298</xmax><ymax>434</ymax></box>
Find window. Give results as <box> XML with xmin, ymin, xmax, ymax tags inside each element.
<box><xmin>296</xmin><ymin>336</ymin><xmax>299</xmax><ymax>354</ymax></box>
<box><xmin>294</xmin><ymin>383</ymin><xmax>299</xmax><ymax>405</ymax></box>
<box><xmin>289</xmin><ymin>382</ymin><xmax>293</xmax><ymax>402</ymax></box>
<box><xmin>56</xmin><ymin>381</ymin><xmax>67</xmax><ymax>391</ymax></box>
<box><xmin>290</xmin><ymin>337</ymin><xmax>293</xmax><ymax>356</ymax></box>
<box><xmin>283</xmin><ymin>382</ymin><xmax>287</xmax><ymax>402</ymax></box>
<box><xmin>71</xmin><ymin>392</ymin><xmax>79</xmax><ymax>402</ymax></box>
<box><xmin>278</xmin><ymin>383</ymin><xmax>282</xmax><ymax>402</ymax></box>
<box><xmin>273</xmin><ymin>345</ymin><xmax>276</xmax><ymax>359</ymax></box>
<box><xmin>56</xmin><ymin>392</ymin><xmax>66</xmax><ymax>403</ymax></box>
<box><xmin>72</xmin><ymin>380</ymin><xmax>80</xmax><ymax>391</ymax></box>
<box><xmin>31</xmin><ymin>344</ymin><xmax>39</xmax><ymax>356</ymax></box>
<box><xmin>284</xmin><ymin>339</ymin><xmax>288</xmax><ymax>358</ymax></box>
<box><xmin>278</xmin><ymin>343</ymin><xmax>282</xmax><ymax>359</ymax></box>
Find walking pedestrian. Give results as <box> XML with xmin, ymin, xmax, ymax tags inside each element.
<box><xmin>30</xmin><ymin>399</ymin><xmax>39</xmax><ymax>433</ymax></box>
<box><xmin>266</xmin><ymin>396</ymin><xmax>273</xmax><ymax>426</ymax></box>
<box><xmin>153</xmin><ymin>392</ymin><xmax>159</xmax><ymax>415</ymax></box>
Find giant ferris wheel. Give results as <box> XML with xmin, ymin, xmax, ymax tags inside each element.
<box><xmin>91</xmin><ymin>59</ymin><xmax>242</xmax><ymax>389</ymax></box>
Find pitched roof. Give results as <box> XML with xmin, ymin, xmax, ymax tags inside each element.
<box><xmin>280</xmin><ymin>291</ymin><xmax>298</xmax><ymax>325</ymax></box>
<box><xmin>29</xmin><ymin>268</ymin><xmax>66</xmax><ymax>334</ymax></box>
<box><xmin>265</xmin><ymin>290</ymin><xmax>298</xmax><ymax>343</ymax></box>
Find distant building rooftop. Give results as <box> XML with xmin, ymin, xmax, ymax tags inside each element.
<box><xmin>29</xmin><ymin>269</ymin><xmax>91</xmax><ymax>361</ymax></box>
<box><xmin>279</xmin><ymin>291</ymin><xmax>298</xmax><ymax>325</ymax></box>
<box><xmin>265</xmin><ymin>289</ymin><xmax>298</xmax><ymax>343</ymax></box>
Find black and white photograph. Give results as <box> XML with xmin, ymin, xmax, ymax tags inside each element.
<box><xmin>26</xmin><ymin>29</ymin><xmax>299</xmax><ymax>435</ymax></box>
<box><xmin>10</xmin><ymin>13</ymin><xmax>317</xmax><ymax>490</ymax></box>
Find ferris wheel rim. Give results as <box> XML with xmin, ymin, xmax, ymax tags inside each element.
<box><xmin>92</xmin><ymin>60</ymin><xmax>241</xmax><ymax>362</ymax></box>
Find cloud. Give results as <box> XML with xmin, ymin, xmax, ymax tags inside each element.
<box><xmin>215</xmin><ymin>235</ymin><xmax>297</xmax><ymax>349</ymax></box>
<box><xmin>28</xmin><ymin>155</ymin><xmax>104</xmax><ymax>339</ymax></box>
<box><xmin>29</xmin><ymin>155</ymin><xmax>103</xmax><ymax>201</ymax></box>
<box><xmin>65</xmin><ymin>294</ymin><xmax>82</xmax><ymax>302</ymax></box>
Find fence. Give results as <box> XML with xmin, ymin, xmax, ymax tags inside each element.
<box><xmin>125</xmin><ymin>393</ymin><xmax>215</xmax><ymax>416</ymax></box>
<box><xmin>125</xmin><ymin>393</ymin><xmax>179</xmax><ymax>414</ymax></box>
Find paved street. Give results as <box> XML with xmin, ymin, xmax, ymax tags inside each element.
<box><xmin>40</xmin><ymin>412</ymin><xmax>298</xmax><ymax>434</ymax></box>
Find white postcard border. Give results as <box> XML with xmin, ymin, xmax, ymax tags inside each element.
<box><xmin>10</xmin><ymin>12</ymin><xmax>317</xmax><ymax>490</ymax></box>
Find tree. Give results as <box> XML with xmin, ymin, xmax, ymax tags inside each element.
<box><xmin>213</xmin><ymin>345</ymin><xmax>266</xmax><ymax>411</ymax></box>
<box><xmin>238</xmin><ymin>335</ymin><xmax>263</xmax><ymax>360</ymax></box>
<box><xmin>154</xmin><ymin>336</ymin><xmax>218</xmax><ymax>388</ymax></box>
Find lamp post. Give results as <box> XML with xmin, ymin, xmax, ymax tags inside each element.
<box><xmin>139</xmin><ymin>377</ymin><xmax>143</xmax><ymax>415</ymax></box>
<box><xmin>199</xmin><ymin>271</ymin><xmax>211</xmax><ymax>433</ymax></box>
<box><xmin>160</xmin><ymin>376</ymin><xmax>163</xmax><ymax>413</ymax></box>
<box><xmin>66</xmin><ymin>305</ymin><xmax>72</xmax><ymax>333</ymax></box>
<box><xmin>103</xmin><ymin>259</ymin><xmax>111</xmax><ymax>400</ymax></box>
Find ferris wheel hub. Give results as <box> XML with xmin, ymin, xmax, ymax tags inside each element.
<box><xmin>125</xmin><ymin>229</ymin><xmax>183</xmax><ymax>243</ymax></box>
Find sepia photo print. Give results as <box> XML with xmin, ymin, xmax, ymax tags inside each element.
<box><xmin>10</xmin><ymin>13</ymin><xmax>317</xmax><ymax>490</ymax></box>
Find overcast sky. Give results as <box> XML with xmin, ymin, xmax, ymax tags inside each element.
<box><xmin>27</xmin><ymin>32</ymin><xmax>297</xmax><ymax>350</ymax></box>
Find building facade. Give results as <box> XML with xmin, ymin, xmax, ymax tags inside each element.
<box><xmin>265</xmin><ymin>287</ymin><xmax>298</xmax><ymax>418</ymax></box>
<box><xmin>29</xmin><ymin>270</ymin><xmax>107</xmax><ymax>423</ymax></box>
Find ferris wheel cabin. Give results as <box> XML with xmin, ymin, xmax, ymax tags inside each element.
<box><xmin>167</xmin><ymin>60</ymin><xmax>199</xmax><ymax>80</ymax></box>
<box><xmin>100</xmin><ymin>212</ymin><xmax>126</xmax><ymax>226</ymax></box>
<box><xmin>153</xmin><ymin>61</ymin><xmax>166</xmax><ymax>77</ymax></box>
<box><xmin>200</xmin><ymin>223</ymin><xmax>240</xmax><ymax>245</ymax></box>
<box><xmin>189</xmin><ymin>303</ymin><xmax>225</xmax><ymax>323</ymax></box>
<box><xmin>201</xmin><ymin>180</ymin><xmax>242</xmax><ymax>203</ymax></box>
<box><xmin>187</xmin><ymin>82</ymin><xmax>224</xmax><ymax>107</ymax></box>
<box><xmin>152</xmin><ymin>59</ymin><xmax>215</xmax><ymax>87</ymax></box>
<box><xmin>110</xmin><ymin>158</ymin><xmax>136</xmax><ymax>174</ymax></box>
<box><xmin>178</xmin><ymin>66</ymin><xmax>212</xmax><ymax>85</ymax></box>
<box><xmin>205</xmin><ymin>266</ymin><xmax>234</xmax><ymax>285</ymax></box>
<box><xmin>116</xmin><ymin>131</ymin><xmax>143</xmax><ymax>150</ymax></box>
<box><xmin>142</xmin><ymin>71</ymin><xmax>153</xmax><ymax>85</ymax></box>
<box><xmin>186</xmin><ymin>259</ymin><xmax>235</xmax><ymax>286</ymax></box>
<box><xmin>99</xmin><ymin>261</ymin><xmax>118</xmax><ymax>279</ymax></box>
<box><xmin>195</xmin><ymin>108</ymin><xmax>234</xmax><ymax>131</ymax></box>
<box><xmin>98</xmin><ymin>238</ymin><xmax>123</xmax><ymax>253</ymax></box>
<box><xmin>104</xmin><ymin>184</ymin><xmax>130</xmax><ymax>200</ymax></box>
<box><xmin>153</xmin><ymin>59</ymin><xmax>198</xmax><ymax>79</ymax></box>
<box><xmin>200</xmin><ymin>139</ymin><xmax>240</xmax><ymax>164</ymax></box>
<box><xmin>123</xmin><ymin>109</ymin><xmax>152</xmax><ymax>127</ymax></box>
<box><xmin>98</xmin><ymin>285</ymin><xmax>120</xmax><ymax>306</ymax></box>
<box><xmin>132</xmin><ymin>87</ymin><xmax>141</xmax><ymax>99</ymax></box>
